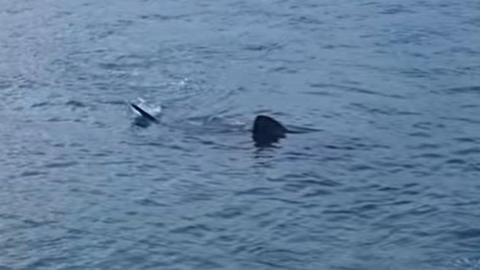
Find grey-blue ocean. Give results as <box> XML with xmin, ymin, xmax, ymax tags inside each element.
<box><xmin>1</xmin><ymin>0</ymin><xmax>479</xmax><ymax>269</ymax></box>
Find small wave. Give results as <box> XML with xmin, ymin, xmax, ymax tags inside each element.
<box><xmin>445</xmin><ymin>158</ymin><xmax>467</xmax><ymax>165</ymax></box>
<box><xmin>379</xmin><ymin>5</ymin><xmax>414</xmax><ymax>15</ymax></box>
<box><xmin>438</xmin><ymin>86</ymin><xmax>480</xmax><ymax>96</ymax></box>
<box><xmin>0</xmin><ymin>81</ymin><xmax>12</xmax><ymax>90</ymax></box>
<box><xmin>169</xmin><ymin>224</ymin><xmax>210</xmax><ymax>238</ymax></box>
<box><xmin>207</xmin><ymin>207</ymin><xmax>244</xmax><ymax>219</ymax></box>
<box><xmin>308</xmin><ymin>83</ymin><xmax>405</xmax><ymax>99</ymax></box>
<box><xmin>288</xmin><ymin>15</ymin><xmax>323</xmax><ymax>25</ymax></box>
<box><xmin>349</xmin><ymin>163</ymin><xmax>375</xmax><ymax>172</ymax></box>
<box><xmin>44</xmin><ymin>161</ymin><xmax>78</xmax><ymax>168</ymax></box>
<box><xmin>134</xmin><ymin>198</ymin><xmax>165</xmax><ymax>207</ymax></box>
<box><xmin>138</xmin><ymin>12</ymin><xmax>209</xmax><ymax>22</ymax></box>
<box><xmin>30</xmin><ymin>101</ymin><xmax>52</xmax><ymax>108</ymax></box>
<box><xmin>453</xmin><ymin>147</ymin><xmax>480</xmax><ymax>156</ymax></box>
<box><xmin>450</xmin><ymin>256</ymin><xmax>480</xmax><ymax>270</ymax></box>
<box><xmin>411</xmin><ymin>152</ymin><xmax>444</xmax><ymax>159</ymax></box>
<box><xmin>243</xmin><ymin>42</ymin><xmax>283</xmax><ymax>52</ymax></box>
<box><xmin>235</xmin><ymin>187</ymin><xmax>272</xmax><ymax>196</ymax></box>
<box><xmin>19</xmin><ymin>170</ymin><xmax>48</xmax><ymax>177</ymax></box>
<box><xmin>453</xmin><ymin>228</ymin><xmax>480</xmax><ymax>240</ymax></box>
<box><xmin>65</xmin><ymin>100</ymin><xmax>86</xmax><ymax>108</ymax></box>
<box><xmin>440</xmin><ymin>116</ymin><xmax>480</xmax><ymax>125</ymax></box>
<box><xmin>302</xmin><ymin>189</ymin><xmax>332</xmax><ymax>197</ymax></box>
<box><xmin>454</xmin><ymin>137</ymin><xmax>480</xmax><ymax>144</ymax></box>
<box><xmin>408</xmin><ymin>131</ymin><xmax>432</xmax><ymax>138</ymax></box>
<box><xmin>350</xmin><ymin>102</ymin><xmax>421</xmax><ymax>116</ymax></box>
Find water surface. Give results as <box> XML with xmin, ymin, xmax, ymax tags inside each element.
<box><xmin>1</xmin><ymin>0</ymin><xmax>479</xmax><ymax>269</ymax></box>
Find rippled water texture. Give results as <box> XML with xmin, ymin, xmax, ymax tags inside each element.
<box><xmin>1</xmin><ymin>0</ymin><xmax>479</xmax><ymax>269</ymax></box>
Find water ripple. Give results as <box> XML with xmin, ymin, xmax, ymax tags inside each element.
<box><xmin>1</xmin><ymin>0</ymin><xmax>480</xmax><ymax>269</ymax></box>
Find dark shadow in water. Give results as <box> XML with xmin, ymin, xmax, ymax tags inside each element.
<box><xmin>129</xmin><ymin>103</ymin><xmax>319</xmax><ymax>149</ymax></box>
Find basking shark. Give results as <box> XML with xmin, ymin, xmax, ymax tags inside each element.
<box><xmin>130</xmin><ymin>103</ymin><xmax>293</xmax><ymax>147</ymax></box>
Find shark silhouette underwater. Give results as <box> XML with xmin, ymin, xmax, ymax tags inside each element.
<box><xmin>130</xmin><ymin>103</ymin><xmax>305</xmax><ymax>147</ymax></box>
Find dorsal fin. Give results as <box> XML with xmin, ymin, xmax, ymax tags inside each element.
<box><xmin>130</xmin><ymin>103</ymin><xmax>158</xmax><ymax>123</ymax></box>
<box><xmin>252</xmin><ymin>115</ymin><xmax>288</xmax><ymax>146</ymax></box>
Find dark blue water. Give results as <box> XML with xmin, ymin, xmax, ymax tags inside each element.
<box><xmin>1</xmin><ymin>0</ymin><xmax>480</xmax><ymax>269</ymax></box>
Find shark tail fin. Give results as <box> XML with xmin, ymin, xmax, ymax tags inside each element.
<box><xmin>130</xmin><ymin>103</ymin><xmax>159</xmax><ymax>123</ymax></box>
